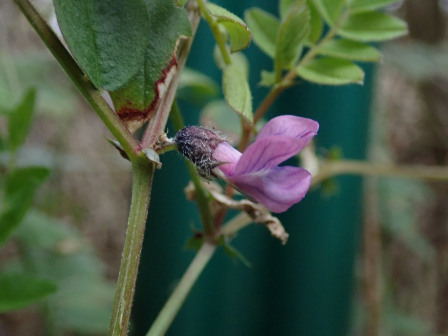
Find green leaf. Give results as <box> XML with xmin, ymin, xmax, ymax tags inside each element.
<box><xmin>8</xmin><ymin>89</ymin><xmax>36</xmax><ymax>152</ymax></box>
<box><xmin>0</xmin><ymin>133</ymin><xmax>5</xmax><ymax>152</ymax></box>
<box><xmin>297</xmin><ymin>57</ymin><xmax>364</xmax><ymax>85</ymax></box>
<box><xmin>177</xmin><ymin>68</ymin><xmax>220</xmax><ymax>105</ymax></box>
<box><xmin>222</xmin><ymin>54</ymin><xmax>253</xmax><ymax>123</ymax></box>
<box><xmin>311</xmin><ymin>0</ymin><xmax>345</xmax><ymax>25</ymax></box>
<box><xmin>319</xmin><ymin>39</ymin><xmax>382</xmax><ymax>62</ymax></box>
<box><xmin>109</xmin><ymin>0</ymin><xmax>191</xmax><ymax>132</ymax></box>
<box><xmin>0</xmin><ymin>273</ymin><xmax>57</xmax><ymax>312</ymax></box>
<box><xmin>306</xmin><ymin>0</ymin><xmax>323</xmax><ymax>44</ymax></box>
<box><xmin>279</xmin><ymin>0</ymin><xmax>294</xmax><ymax>18</ymax></box>
<box><xmin>207</xmin><ymin>3</ymin><xmax>251</xmax><ymax>53</ymax></box>
<box><xmin>54</xmin><ymin>0</ymin><xmax>151</xmax><ymax>91</ymax></box>
<box><xmin>185</xmin><ymin>235</ymin><xmax>203</xmax><ymax>251</ymax></box>
<box><xmin>348</xmin><ymin>0</ymin><xmax>399</xmax><ymax>13</ymax></box>
<box><xmin>259</xmin><ymin>70</ymin><xmax>276</xmax><ymax>87</ymax></box>
<box><xmin>13</xmin><ymin>211</ymin><xmax>115</xmax><ymax>334</ymax></box>
<box><xmin>221</xmin><ymin>241</ymin><xmax>251</xmax><ymax>267</ymax></box>
<box><xmin>200</xmin><ymin>100</ymin><xmax>241</xmax><ymax>140</ymax></box>
<box><xmin>175</xmin><ymin>0</ymin><xmax>188</xmax><ymax>6</ymax></box>
<box><xmin>339</xmin><ymin>11</ymin><xmax>408</xmax><ymax>42</ymax></box>
<box><xmin>0</xmin><ymin>167</ymin><xmax>50</xmax><ymax>245</ymax></box>
<box><xmin>245</xmin><ymin>8</ymin><xmax>280</xmax><ymax>58</ymax></box>
<box><xmin>275</xmin><ymin>0</ymin><xmax>310</xmax><ymax>72</ymax></box>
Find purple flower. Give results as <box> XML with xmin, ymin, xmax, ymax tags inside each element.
<box><xmin>175</xmin><ymin>115</ymin><xmax>319</xmax><ymax>213</ymax></box>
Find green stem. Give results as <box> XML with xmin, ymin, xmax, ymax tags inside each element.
<box><xmin>311</xmin><ymin>160</ymin><xmax>448</xmax><ymax>186</ymax></box>
<box><xmin>13</xmin><ymin>0</ymin><xmax>140</xmax><ymax>159</ymax></box>
<box><xmin>196</xmin><ymin>0</ymin><xmax>231</xmax><ymax>65</ymax></box>
<box><xmin>109</xmin><ymin>159</ymin><xmax>155</xmax><ymax>336</ymax></box>
<box><xmin>170</xmin><ymin>102</ymin><xmax>215</xmax><ymax>236</ymax></box>
<box><xmin>146</xmin><ymin>241</ymin><xmax>217</xmax><ymax>336</ymax></box>
<box><xmin>294</xmin><ymin>11</ymin><xmax>349</xmax><ymax>72</ymax></box>
<box><xmin>219</xmin><ymin>212</ymin><xmax>252</xmax><ymax>237</ymax></box>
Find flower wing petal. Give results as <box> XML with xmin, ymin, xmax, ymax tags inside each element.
<box><xmin>257</xmin><ymin>115</ymin><xmax>319</xmax><ymax>140</ymax></box>
<box><xmin>235</xmin><ymin>136</ymin><xmax>309</xmax><ymax>175</ymax></box>
<box><xmin>228</xmin><ymin>166</ymin><xmax>311</xmax><ymax>213</ymax></box>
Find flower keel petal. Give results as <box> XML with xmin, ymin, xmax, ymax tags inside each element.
<box><xmin>213</xmin><ymin>142</ymin><xmax>242</xmax><ymax>176</ymax></box>
<box><xmin>228</xmin><ymin>166</ymin><xmax>312</xmax><ymax>213</ymax></box>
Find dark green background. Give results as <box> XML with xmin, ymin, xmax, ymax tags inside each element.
<box><xmin>132</xmin><ymin>1</ymin><xmax>374</xmax><ymax>335</ymax></box>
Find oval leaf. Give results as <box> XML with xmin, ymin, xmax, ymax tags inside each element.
<box><xmin>200</xmin><ymin>100</ymin><xmax>241</xmax><ymax>142</ymax></box>
<box><xmin>306</xmin><ymin>0</ymin><xmax>323</xmax><ymax>44</ymax></box>
<box><xmin>0</xmin><ymin>273</ymin><xmax>57</xmax><ymax>312</ymax></box>
<box><xmin>297</xmin><ymin>57</ymin><xmax>364</xmax><ymax>85</ymax></box>
<box><xmin>279</xmin><ymin>0</ymin><xmax>294</xmax><ymax>18</ymax></box>
<box><xmin>8</xmin><ymin>88</ymin><xmax>36</xmax><ymax>152</ymax></box>
<box><xmin>207</xmin><ymin>3</ymin><xmax>251</xmax><ymax>53</ymax></box>
<box><xmin>319</xmin><ymin>39</ymin><xmax>382</xmax><ymax>62</ymax></box>
<box><xmin>54</xmin><ymin>0</ymin><xmax>151</xmax><ymax>91</ymax></box>
<box><xmin>311</xmin><ymin>0</ymin><xmax>345</xmax><ymax>25</ymax></box>
<box><xmin>259</xmin><ymin>70</ymin><xmax>276</xmax><ymax>87</ymax></box>
<box><xmin>275</xmin><ymin>0</ymin><xmax>311</xmax><ymax>72</ymax></box>
<box><xmin>339</xmin><ymin>11</ymin><xmax>408</xmax><ymax>42</ymax></box>
<box><xmin>348</xmin><ymin>0</ymin><xmax>399</xmax><ymax>13</ymax></box>
<box><xmin>245</xmin><ymin>8</ymin><xmax>279</xmax><ymax>58</ymax></box>
<box><xmin>0</xmin><ymin>167</ymin><xmax>50</xmax><ymax>245</ymax></box>
<box><xmin>109</xmin><ymin>0</ymin><xmax>191</xmax><ymax>132</ymax></box>
<box><xmin>223</xmin><ymin>54</ymin><xmax>253</xmax><ymax>123</ymax></box>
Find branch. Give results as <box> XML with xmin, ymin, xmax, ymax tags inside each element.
<box><xmin>146</xmin><ymin>241</ymin><xmax>217</xmax><ymax>336</ymax></box>
<box><xmin>311</xmin><ymin>160</ymin><xmax>448</xmax><ymax>186</ymax></box>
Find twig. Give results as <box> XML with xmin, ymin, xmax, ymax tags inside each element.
<box><xmin>146</xmin><ymin>241</ymin><xmax>217</xmax><ymax>336</ymax></box>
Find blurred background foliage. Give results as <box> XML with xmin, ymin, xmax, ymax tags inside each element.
<box><xmin>0</xmin><ymin>0</ymin><xmax>448</xmax><ymax>335</ymax></box>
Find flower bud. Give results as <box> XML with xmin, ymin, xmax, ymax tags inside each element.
<box><xmin>174</xmin><ymin>126</ymin><xmax>225</xmax><ymax>178</ymax></box>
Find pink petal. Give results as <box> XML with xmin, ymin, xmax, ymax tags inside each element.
<box><xmin>228</xmin><ymin>166</ymin><xmax>312</xmax><ymax>213</ymax></box>
<box><xmin>234</xmin><ymin>136</ymin><xmax>311</xmax><ymax>175</ymax></box>
<box><xmin>213</xmin><ymin>142</ymin><xmax>242</xmax><ymax>177</ymax></box>
<box><xmin>257</xmin><ymin>115</ymin><xmax>319</xmax><ymax>141</ymax></box>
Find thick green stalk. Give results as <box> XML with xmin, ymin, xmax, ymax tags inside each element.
<box><xmin>109</xmin><ymin>158</ymin><xmax>156</xmax><ymax>336</ymax></box>
<box><xmin>146</xmin><ymin>241</ymin><xmax>217</xmax><ymax>336</ymax></box>
<box><xmin>13</xmin><ymin>0</ymin><xmax>140</xmax><ymax>159</ymax></box>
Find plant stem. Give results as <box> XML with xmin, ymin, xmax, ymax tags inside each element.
<box><xmin>219</xmin><ymin>212</ymin><xmax>252</xmax><ymax>237</ymax></box>
<box><xmin>196</xmin><ymin>0</ymin><xmax>231</xmax><ymax>65</ymax></box>
<box><xmin>311</xmin><ymin>159</ymin><xmax>448</xmax><ymax>186</ymax></box>
<box><xmin>146</xmin><ymin>241</ymin><xmax>217</xmax><ymax>336</ymax></box>
<box><xmin>13</xmin><ymin>0</ymin><xmax>140</xmax><ymax>159</ymax></box>
<box><xmin>170</xmin><ymin>102</ymin><xmax>215</xmax><ymax>236</ymax></box>
<box><xmin>109</xmin><ymin>159</ymin><xmax>156</xmax><ymax>336</ymax></box>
